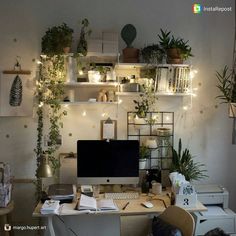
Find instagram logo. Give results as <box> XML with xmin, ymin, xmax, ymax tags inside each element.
<box><xmin>4</xmin><ymin>224</ymin><xmax>11</xmax><ymax>231</ymax></box>
<box><xmin>193</xmin><ymin>4</ymin><xmax>202</xmax><ymax>14</ymax></box>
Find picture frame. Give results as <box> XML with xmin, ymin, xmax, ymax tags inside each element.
<box><xmin>100</xmin><ymin>118</ymin><xmax>117</xmax><ymax>140</ymax></box>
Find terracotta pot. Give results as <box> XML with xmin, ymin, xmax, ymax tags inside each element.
<box><xmin>166</xmin><ymin>48</ymin><xmax>183</xmax><ymax>64</ymax></box>
<box><xmin>63</xmin><ymin>47</ymin><xmax>71</xmax><ymax>54</ymax></box>
<box><xmin>123</xmin><ymin>47</ymin><xmax>140</xmax><ymax>63</ymax></box>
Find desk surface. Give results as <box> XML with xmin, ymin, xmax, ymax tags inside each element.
<box><xmin>33</xmin><ymin>191</ymin><xmax>207</xmax><ymax>217</ymax></box>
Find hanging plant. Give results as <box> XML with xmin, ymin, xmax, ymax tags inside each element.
<box><xmin>34</xmin><ymin>54</ymin><xmax>67</xmax><ymax>200</ymax></box>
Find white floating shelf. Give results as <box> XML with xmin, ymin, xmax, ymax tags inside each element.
<box><xmin>116</xmin><ymin>92</ymin><xmax>192</xmax><ymax>96</ymax></box>
<box><xmin>61</xmin><ymin>101</ymin><xmax>118</xmax><ymax>105</ymax></box>
<box><xmin>115</xmin><ymin>63</ymin><xmax>156</xmax><ymax>69</ymax></box>
<box><xmin>64</xmin><ymin>82</ymin><xmax>119</xmax><ymax>87</ymax></box>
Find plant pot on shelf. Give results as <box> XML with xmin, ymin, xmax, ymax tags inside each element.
<box><xmin>134</xmin><ymin>116</ymin><xmax>146</xmax><ymax>130</ymax></box>
<box><xmin>166</xmin><ymin>48</ymin><xmax>183</xmax><ymax>64</ymax></box>
<box><xmin>229</xmin><ymin>103</ymin><xmax>236</xmax><ymax>118</ymax></box>
<box><xmin>123</xmin><ymin>47</ymin><xmax>140</xmax><ymax>63</ymax></box>
<box><xmin>139</xmin><ymin>158</ymin><xmax>147</xmax><ymax>169</ymax></box>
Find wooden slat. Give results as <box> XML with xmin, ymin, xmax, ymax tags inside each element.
<box><xmin>3</xmin><ymin>70</ymin><xmax>31</xmax><ymax>75</ymax></box>
<box><xmin>12</xmin><ymin>178</ymin><xmax>35</xmax><ymax>183</ymax></box>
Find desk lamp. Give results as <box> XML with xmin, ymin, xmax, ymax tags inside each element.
<box><xmin>37</xmin><ymin>153</ymin><xmax>53</xmax><ymax>178</ymax></box>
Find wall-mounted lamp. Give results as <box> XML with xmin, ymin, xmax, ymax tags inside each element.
<box><xmin>37</xmin><ymin>153</ymin><xmax>53</xmax><ymax>178</ymax></box>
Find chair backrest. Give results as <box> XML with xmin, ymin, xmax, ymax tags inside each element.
<box><xmin>159</xmin><ymin>205</ymin><xmax>195</xmax><ymax>236</ymax></box>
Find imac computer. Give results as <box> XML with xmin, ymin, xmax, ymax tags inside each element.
<box><xmin>77</xmin><ymin>140</ymin><xmax>139</xmax><ymax>185</ymax></box>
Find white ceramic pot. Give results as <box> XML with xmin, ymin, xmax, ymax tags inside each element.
<box><xmin>139</xmin><ymin>159</ymin><xmax>147</xmax><ymax>169</ymax></box>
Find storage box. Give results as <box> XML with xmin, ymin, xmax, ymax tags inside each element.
<box><xmin>193</xmin><ymin>208</ymin><xmax>236</xmax><ymax>235</ymax></box>
<box><xmin>103</xmin><ymin>40</ymin><xmax>118</xmax><ymax>54</ymax></box>
<box><xmin>87</xmin><ymin>39</ymin><xmax>103</xmax><ymax>54</ymax></box>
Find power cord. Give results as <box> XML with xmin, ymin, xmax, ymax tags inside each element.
<box><xmin>56</xmin><ymin>215</ymin><xmax>79</xmax><ymax>236</ymax></box>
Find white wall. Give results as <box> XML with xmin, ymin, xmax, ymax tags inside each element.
<box><xmin>0</xmin><ymin>0</ymin><xmax>235</xmax><ymax>231</ymax></box>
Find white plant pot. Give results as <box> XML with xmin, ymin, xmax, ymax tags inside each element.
<box><xmin>134</xmin><ymin>116</ymin><xmax>146</xmax><ymax>130</ymax></box>
<box><xmin>139</xmin><ymin>159</ymin><xmax>147</xmax><ymax>169</ymax></box>
<box><xmin>229</xmin><ymin>103</ymin><xmax>236</xmax><ymax>118</ymax></box>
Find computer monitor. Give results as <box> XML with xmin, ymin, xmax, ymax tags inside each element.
<box><xmin>77</xmin><ymin>140</ymin><xmax>139</xmax><ymax>185</ymax></box>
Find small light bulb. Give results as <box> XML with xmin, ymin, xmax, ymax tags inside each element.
<box><xmin>82</xmin><ymin>111</ymin><xmax>86</xmax><ymax>116</ymax></box>
<box><xmin>192</xmin><ymin>93</ymin><xmax>197</xmax><ymax>97</ymax></box>
<box><xmin>101</xmin><ymin>112</ymin><xmax>106</xmax><ymax>117</ymax></box>
<box><xmin>79</xmin><ymin>70</ymin><xmax>83</xmax><ymax>75</ymax></box>
<box><xmin>38</xmin><ymin>102</ymin><xmax>44</xmax><ymax>107</ymax></box>
<box><xmin>118</xmin><ymin>99</ymin><xmax>123</xmax><ymax>104</ymax></box>
<box><xmin>183</xmin><ymin>106</ymin><xmax>188</xmax><ymax>110</ymax></box>
<box><xmin>193</xmin><ymin>87</ymin><xmax>198</xmax><ymax>91</ymax></box>
<box><xmin>64</xmin><ymin>104</ymin><xmax>68</xmax><ymax>108</ymax></box>
<box><xmin>36</xmin><ymin>60</ymin><xmax>42</xmax><ymax>65</ymax></box>
<box><xmin>194</xmin><ymin>69</ymin><xmax>198</xmax><ymax>74</ymax></box>
<box><xmin>166</xmin><ymin>116</ymin><xmax>170</xmax><ymax>121</ymax></box>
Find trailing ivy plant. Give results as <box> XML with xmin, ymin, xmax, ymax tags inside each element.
<box><xmin>34</xmin><ymin>54</ymin><xmax>67</xmax><ymax>200</ymax></box>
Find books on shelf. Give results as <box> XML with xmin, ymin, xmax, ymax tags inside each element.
<box><xmin>40</xmin><ymin>200</ymin><xmax>60</xmax><ymax>215</ymax></box>
<box><xmin>156</xmin><ymin>65</ymin><xmax>190</xmax><ymax>93</ymax></box>
<box><xmin>78</xmin><ymin>194</ymin><xmax>118</xmax><ymax>212</ymax></box>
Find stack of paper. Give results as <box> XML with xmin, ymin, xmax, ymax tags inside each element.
<box><xmin>40</xmin><ymin>200</ymin><xmax>60</xmax><ymax>215</ymax></box>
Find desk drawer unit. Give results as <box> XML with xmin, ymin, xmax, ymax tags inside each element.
<box><xmin>193</xmin><ymin>208</ymin><xmax>236</xmax><ymax>235</ymax></box>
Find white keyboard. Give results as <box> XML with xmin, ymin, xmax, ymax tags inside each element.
<box><xmin>104</xmin><ymin>192</ymin><xmax>139</xmax><ymax>200</ymax></box>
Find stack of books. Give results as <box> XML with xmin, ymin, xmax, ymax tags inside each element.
<box><xmin>156</xmin><ymin>65</ymin><xmax>190</xmax><ymax>93</ymax></box>
<box><xmin>40</xmin><ymin>200</ymin><xmax>60</xmax><ymax>215</ymax></box>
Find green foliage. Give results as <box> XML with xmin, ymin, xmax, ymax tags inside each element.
<box><xmin>171</xmin><ymin>139</ymin><xmax>208</xmax><ymax>181</ymax></box>
<box><xmin>121</xmin><ymin>24</ymin><xmax>137</xmax><ymax>48</ymax></box>
<box><xmin>34</xmin><ymin>55</ymin><xmax>67</xmax><ymax>199</ymax></box>
<box><xmin>158</xmin><ymin>29</ymin><xmax>193</xmax><ymax>60</ymax></box>
<box><xmin>77</xmin><ymin>18</ymin><xmax>92</xmax><ymax>56</ymax></box>
<box><xmin>133</xmin><ymin>84</ymin><xmax>158</xmax><ymax>118</ymax></box>
<box><xmin>141</xmin><ymin>44</ymin><xmax>164</xmax><ymax>64</ymax></box>
<box><xmin>139</xmin><ymin>145</ymin><xmax>150</xmax><ymax>159</ymax></box>
<box><xmin>216</xmin><ymin>66</ymin><xmax>236</xmax><ymax>103</ymax></box>
<box><xmin>41</xmin><ymin>23</ymin><xmax>74</xmax><ymax>55</ymax></box>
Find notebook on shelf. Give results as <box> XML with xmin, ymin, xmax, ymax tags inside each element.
<box><xmin>78</xmin><ymin>194</ymin><xmax>119</xmax><ymax>212</ymax></box>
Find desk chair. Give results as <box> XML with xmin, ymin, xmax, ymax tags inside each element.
<box><xmin>158</xmin><ymin>205</ymin><xmax>195</xmax><ymax>236</ymax></box>
<box><xmin>0</xmin><ymin>201</ymin><xmax>14</xmax><ymax>236</ymax></box>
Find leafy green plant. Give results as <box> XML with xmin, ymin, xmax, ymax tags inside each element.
<box><xmin>41</xmin><ymin>23</ymin><xmax>74</xmax><ymax>55</ymax></box>
<box><xmin>141</xmin><ymin>44</ymin><xmax>164</xmax><ymax>64</ymax></box>
<box><xmin>34</xmin><ymin>55</ymin><xmax>67</xmax><ymax>201</ymax></box>
<box><xmin>171</xmin><ymin>139</ymin><xmax>208</xmax><ymax>181</ymax></box>
<box><xmin>133</xmin><ymin>84</ymin><xmax>158</xmax><ymax>118</ymax></box>
<box><xmin>77</xmin><ymin>18</ymin><xmax>92</xmax><ymax>56</ymax></box>
<box><xmin>139</xmin><ymin>145</ymin><xmax>150</xmax><ymax>159</ymax></box>
<box><xmin>216</xmin><ymin>66</ymin><xmax>236</xmax><ymax>103</ymax></box>
<box><xmin>158</xmin><ymin>29</ymin><xmax>193</xmax><ymax>60</ymax></box>
<box><xmin>121</xmin><ymin>24</ymin><xmax>137</xmax><ymax>48</ymax></box>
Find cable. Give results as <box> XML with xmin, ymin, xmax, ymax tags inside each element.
<box><xmin>56</xmin><ymin>215</ymin><xmax>79</xmax><ymax>236</ymax></box>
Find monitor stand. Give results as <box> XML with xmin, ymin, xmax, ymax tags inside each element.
<box><xmin>100</xmin><ymin>184</ymin><xmax>122</xmax><ymax>193</ymax></box>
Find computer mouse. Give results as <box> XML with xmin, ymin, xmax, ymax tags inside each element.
<box><xmin>141</xmin><ymin>201</ymin><xmax>154</xmax><ymax>208</ymax></box>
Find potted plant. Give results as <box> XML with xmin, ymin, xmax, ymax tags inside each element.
<box><xmin>170</xmin><ymin>139</ymin><xmax>208</xmax><ymax>182</ymax></box>
<box><xmin>121</xmin><ymin>24</ymin><xmax>139</xmax><ymax>63</ymax></box>
<box><xmin>77</xmin><ymin>18</ymin><xmax>92</xmax><ymax>56</ymax></box>
<box><xmin>133</xmin><ymin>84</ymin><xmax>158</xmax><ymax>118</ymax></box>
<box><xmin>141</xmin><ymin>44</ymin><xmax>164</xmax><ymax>64</ymax></box>
<box><xmin>216</xmin><ymin>65</ymin><xmax>236</xmax><ymax>117</ymax></box>
<box><xmin>41</xmin><ymin>23</ymin><xmax>74</xmax><ymax>55</ymax></box>
<box><xmin>158</xmin><ymin>29</ymin><xmax>193</xmax><ymax>64</ymax></box>
<box><xmin>139</xmin><ymin>144</ymin><xmax>150</xmax><ymax>169</ymax></box>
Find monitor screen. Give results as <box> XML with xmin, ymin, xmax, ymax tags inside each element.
<box><xmin>77</xmin><ymin>140</ymin><xmax>139</xmax><ymax>185</ymax></box>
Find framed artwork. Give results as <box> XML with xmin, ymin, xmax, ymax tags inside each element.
<box><xmin>100</xmin><ymin>118</ymin><xmax>117</xmax><ymax>140</ymax></box>
<box><xmin>0</xmin><ymin>71</ymin><xmax>33</xmax><ymax>116</ymax></box>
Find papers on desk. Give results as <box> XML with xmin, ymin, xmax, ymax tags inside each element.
<box><xmin>40</xmin><ymin>200</ymin><xmax>60</xmax><ymax>215</ymax></box>
<box><xmin>78</xmin><ymin>194</ymin><xmax>118</xmax><ymax>212</ymax></box>
<box><xmin>201</xmin><ymin>206</ymin><xmax>228</xmax><ymax>216</ymax></box>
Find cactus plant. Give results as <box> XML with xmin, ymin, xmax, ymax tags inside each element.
<box><xmin>121</xmin><ymin>24</ymin><xmax>137</xmax><ymax>48</ymax></box>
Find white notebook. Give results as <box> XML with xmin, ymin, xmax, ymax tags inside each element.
<box><xmin>78</xmin><ymin>194</ymin><xmax>118</xmax><ymax>212</ymax></box>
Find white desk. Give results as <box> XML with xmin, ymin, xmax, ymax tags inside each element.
<box><xmin>33</xmin><ymin>192</ymin><xmax>207</xmax><ymax>236</ymax></box>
